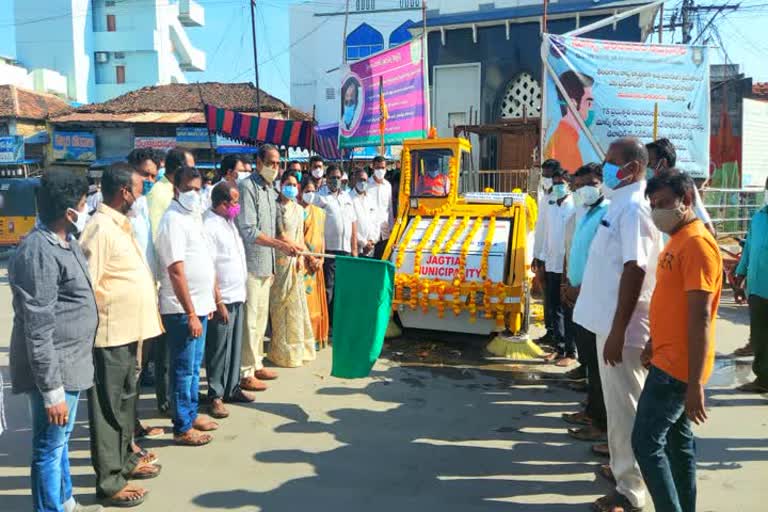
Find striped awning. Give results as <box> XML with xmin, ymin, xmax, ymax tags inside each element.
<box><xmin>205</xmin><ymin>104</ymin><xmax>313</xmax><ymax>150</ymax></box>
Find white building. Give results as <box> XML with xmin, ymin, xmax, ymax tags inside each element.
<box><xmin>0</xmin><ymin>56</ymin><xmax>70</xmax><ymax>99</ymax></box>
<box><xmin>290</xmin><ymin>0</ymin><xmax>423</xmax><ymax>125</ymax></box>
<box><xmin>14</xmin><ymin>0</ymin><xmax>206</xmax><ymax>104</ymax></box>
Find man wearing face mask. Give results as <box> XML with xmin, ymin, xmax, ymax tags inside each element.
<box><xmin>316</xmin><ymin>164</ymin><xmax>358</xmax><ymax>326</ymax></box>
<box><xmin>561</xmin><ymin>163</ymin><xmax>610</xmax><ymax>446</ymax></box>
<box><xmin>416</xmin><ymin>159</ymin><xmax>449</xmax><ymax>197</ymax></box>
<box><xmin>646</xmin><ymin>138</ymin><xmax>715</xmax><ymax>237</ymax></box>
<box><xmin>368</xmin><ymin>155</ymin><xmax>394</xmax><ymax>259</ymax></box>
<box><xmin>309</xmin><ymin>155</ymin><xmax>325</xmax><ymax>188</ymax></box>
<box><xmin>632</xmin><ymin>171</ymin><xmax>722</xmax><ymax>512</ymax></box>
<box><xmin>156</xmin><ymin>166</ymin><xmax>219</xmax><ymax>447</ymax></box>
<box><xmin>532</xmin><ymin>159</ymin><xmax>561</xmax><ymax>345</ymax></box>
<box><xmin>237</xmin><ymin>144</ymin><xmax>302</xmax><ymax>392</ymax></box>
<box><xmin>541</xmin><ymin>167</ymin><xmax>576</xmax><ymax>364</ymax></box>
<box><xmin>9</xmin><ymin>171</ymin><xmax>102</xmax><ymax>512</ymax></box>
<box><xmin>203</xmin><ymin>181</ymin><xmax>254</xmax><ymax>418</ymax></box>
<box><xmin>147</xmin><ymin>148</ymin><xmax>194</xmax><ymax>240</ymax></box>
<box><xmin>573</xmin><ymin>138</ymin><xmax>664</xmax><ymax>512</ymax></box>
<box><xmin>351</xmin><ymin>168</ymin><xmax>379</xmax><ymax>258</ymax></box>
<box><xmin>80</xmin><ymin>163</ymin><xmax>164</xmax><ymax>506</ymax></box>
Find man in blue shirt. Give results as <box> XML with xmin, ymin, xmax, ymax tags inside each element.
<box><xmin>561</xmin><ymin>163</ymin><xmax>611</xmax><ymax>446</ymax></box>
<box><xmin>733</xmin><ymin>203</ymin><xmax>768</xmax><ymax>393</ymax></box>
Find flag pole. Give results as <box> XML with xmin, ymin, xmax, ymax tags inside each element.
<box><xmin>250</xmin><ymin>0</ymin><xmax>261</xmax><ymax>113</ymax></box>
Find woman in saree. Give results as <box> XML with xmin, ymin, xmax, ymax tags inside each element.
<box><xmin>300</xmin><ymin>178</ymin><xmax>330</xmax><ymax>348</ymax></box>
<box><xmin>267</xmin><ymin>172</ymin><xmax>316</xmax><ymax>367</ymax></box>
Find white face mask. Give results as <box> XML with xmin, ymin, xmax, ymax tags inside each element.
<box><xmin>311</xmin><ymin>168</ymin><xmax>324</xmax><ymax>179</ymax></box>
<box><xmin>237</xmin><ymin>171</ymin><xmax>250</xmax><ymax>181</ymax></box>
<box><xmin>260</xmin><ymin>165</ymin><xmax>279</xmax><ymax>184</ymax></box>
<box><xmin>373</xmin><ymin>168</ymin><xmax>386</xmax><ymax>180</ymax></box>
<box><xmin>541</xmin><ymin>177</ymin><xmax>553</xmax><ymax>191</ymax></box>
<box><xmin>302</xmin><ymin>191</ymin><xmax>316</xmax><ymax>205</ymax></box>
<box><xmin>573</xmin><ymin>185</ymin><xmax>602</xmax><ymax>207</ymax></box>
<box><xmin>67</xmin><ymin>207</ymin><xmax>88</xmax><ymax>234</ymax></box>
<box><xmin>178</xmin><ymin>190</ymin><xmax>202</xmax><ymax>213</ymax></box>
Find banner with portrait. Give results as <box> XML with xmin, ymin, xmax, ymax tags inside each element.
<box><xmin>338</xmin><ymin>39</ymin><xmax>428</xmax><ymax>149</ymax></box>
<box><xmin>542</xmin><ymin>34</ymin><xmax>710</xmax><ymax>178</ymax></box>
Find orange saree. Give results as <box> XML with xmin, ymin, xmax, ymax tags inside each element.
<box><xmin>303</xmin><ymin>204</ymin><xmax>329</xmax><ymax>346</ymax></box>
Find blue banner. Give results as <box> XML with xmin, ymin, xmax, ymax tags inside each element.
<box><xmin>52</xmin><ymin>131</ymin><xmax>96</xmax><ymax>161</ymax></box>
<box><xmin>542</xmin><ymin>35</ymin><xmax>710</xmax><ymax>178</ymax></box>
<box><xmin>0</xmin><ymin>136</ymin><xmax>25</xmax><ymax>163</ymax></box>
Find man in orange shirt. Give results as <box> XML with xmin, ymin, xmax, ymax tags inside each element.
<box><xmin>632</xmin><ymin>171</ymin><xmax>722</xmax><ymax>512</ymax></box>
<box><xmin>543</xmin><ymin>71</ymin><xmax>595</xmax><ymax>174</ymax></box>
<box><xmin>416</xmin><ymin>160</ymin><xmax>449</xmax><ymax>196</ymax></box>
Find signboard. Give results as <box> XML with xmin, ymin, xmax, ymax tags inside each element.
<box><xmin>742</xmin><ymin>98</ymin><xmax>768</xmax><ymax>188</ymax></box>
<box><xmin>394</xmin><ymin>217</ymin><xmax>511</xmax><ymax>283</ymax></box>
<box><xmin>52</xmin><ymin>131</ymin><xmax>96</xmax><ymax>161</ymax></box>
<box><xmin>542</xmin><ymin>35</ymin><xmax>710</xmax><ymax>178</ymax></box>
<box><xmin>339</xmin><ymin>39</ymin><xmax>428</xmax><ymax>148</ymax></box>
<box><xmin>176</xmin><ymin>126</ymin><xmax>211</xmax><ymax>148</ymax></box>
<box><xmin>0</xmin><ymin>136</ymin><xmax>25</xmax><ymax>163</ymax></box>
<box><xmin>135</xmin><ymin>136</ymin><xmax>176</xmax><ymax>152</ymax></box>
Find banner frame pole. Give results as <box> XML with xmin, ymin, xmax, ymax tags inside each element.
<box><xmin>564</xmin><ymin>0</ymin><xmax>663</xmax><ymax>38</ymax></box>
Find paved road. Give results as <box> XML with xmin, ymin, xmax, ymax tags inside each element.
<box><xmin>0</xmin><ymin>260</ymin><xmax>765</xmax><ymax>511</ymax></box>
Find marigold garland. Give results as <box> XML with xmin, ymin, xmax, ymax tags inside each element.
<box><xmin>452</xmin><ymin>216</ymin><xmax>484</xmax><ymax>314</ymax></box>
<box><xmin>395</xmin><ymin>215</ymin><xmax>421</xmax><ymax>269</ymax></box>
<box><xmin>413</xmin><ymin>216</ymin><xmax>441</xmax><ymax>312</ymax></box>
<box><xmin>430</xmin><ymin>215</ymin><xmax>455</xmax><ymax>256</ymax></box>
<box><xmin>480</xmin><ymin>216</ymin><xmax>496</xmax><ymax>280</ymax></box>
<box><xmin>441</xmin><ymin>215</ymin><xmax>469</xmax><ymax>254</ymax></box>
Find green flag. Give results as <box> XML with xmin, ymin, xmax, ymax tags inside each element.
<box><xmin>331</xmin><ymin>256</ymin><xmax>395</xmax><ymax>378</ymax></box>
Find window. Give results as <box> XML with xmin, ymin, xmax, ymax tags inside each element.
<box><xmin>346</xmin><ymin>23</ymin><xmax>384</xmax><ymax>62</ymax></box>
<box><xmin>410</xmin><ymin>148</ymin><xmax>454</xmax><ymax>198</ymax></box>
<box><xmin>106</xmin><ymin>14</ymin><xmax>116</xmax><ymax>32</ymax></box>
<box><xmin>325</xmin><ymin>87</ymin><xmax>336</xmax><ymax>100</ymax></box>
<box><xmin>113</xmin><ymin>51</ymin><xmax>125</xmax><ymax>59</ymax></box>
<box><xmin>400</xmin><ymin>0</ymin><xmax>421</xmax><ymax>8</ymax></box>
<box><xmin>116</xmin><ymin>65</ymin><xmax>125</xmax><ymax>84</ymax></box>
<box><xmin>356</xmin><ymin>0</ymin><xmax>375</xmax><ymax>11</ymax></box>
<box><xmin>389</xmin><ymin>20</ymin><xmax>415</xmax><ymax>48</ymax></box>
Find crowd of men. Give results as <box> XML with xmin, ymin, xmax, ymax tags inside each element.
<box><xmin>533</xmin><ymin>136</ymin><xmax>767</xmax><ymax>512</ymax></box>
<box><xmin>8</xmin><ymin>145</ymin><xmax>394</xmax><ymax>511</ymax></box>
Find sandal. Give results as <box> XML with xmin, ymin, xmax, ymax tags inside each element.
<box><xmin>192</xmin><ymin>416</ymin><xmax>220</xmax><ymax>432</ymax></box>
<box><xmin>134</xmin><ymin>448</ymin><xmax>159</xmax><ymax>465</ymax></box>
<box><xmin>592</xmin><ymin>491</ymin><xmax>642</xmax><ymax>512</ymax></box>
<box><xmin>135</xmin><ymin>424</ymin><xmax>164</xmax><ymax>439</ymax></box>
<box><xmin>102</xmin><ymin>485</ymin><xmax>147</xmax><ymax>508</ymax></box>
<box><xmin>592</xmin><ymin>443</ymin><xmax>610</xmax><ymax>457</ymax></box>
<box><xmin>129</xmin><ymin>463</ymin><xmax>162</xmax><ymax>480</ymax></box>
<box><xmin>597</xmin><ymin>464</ymin><xmax>616</xmax><ymax>484</ymax></box>
<box><xmin>568</xmin><ymin>425</ymin><xmax>607</xmax><ymax>442</ymax></box>
<box><xmin>174</xmin><ymin>430</ymin><xmax>213</xmax><ymax>446</ymax></box>
<box><xmin>562</xmin><ymin>411</ymin><xmax>592</xmax><ymax>426</ymax></box>
<box><xmin>556</xmin><ymin>356</ymin><xmax>578</xmax><ymax>368</ymax></box>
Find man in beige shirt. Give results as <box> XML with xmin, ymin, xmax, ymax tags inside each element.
<box><xmin>80</xmin><ymin>162</ymin><xmax>164</xmax><ymax>508</ymax></box>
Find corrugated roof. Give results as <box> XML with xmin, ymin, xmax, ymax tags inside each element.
<box><xmin>54</xmin><ymin>82</ymin><xmax>309</xmax><ymax>121</ymax></box>
<box><xmin>0</xmin><ymin>85</ymin><xmax>71</xmax><ymax>121</ymax></box>
<box><xmin>51</xmin><ymin>110</ymin><xmax>285</xmax><ymax>125</ymax></box>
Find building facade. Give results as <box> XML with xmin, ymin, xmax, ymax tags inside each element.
<box><xmin>290</xmin><ymin>0</ymin><xmax>423</xmax><ymax>125</ymax></box>
<box><xmin>14</xmin><ymin>0</ymin><xmax>206</xmax><ymax>104</ymax></box>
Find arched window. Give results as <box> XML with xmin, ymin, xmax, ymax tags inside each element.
<box><xmin>346</xmin><ymin>23</ymin><xmax>384</xmax><ymax>61</ymax></box>
<box><xmin>389</xmin><ymin>20</ymin><xmax>415</xmax><ymax>48</ymax></box>
<box><xmin>499</xmin><ymin>72</ymin><xmax>542</xmax><ymax>119</ymax></box>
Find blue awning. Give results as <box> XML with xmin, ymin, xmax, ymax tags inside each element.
<box><xmin>0</xmin><ymin>158</ymin><xmax>41</xmax><ymax>166</ymax></box>
<box><xmin>89</xmin><ymin>156</ymin><xmax>125</xmax><ymax>168</ymax></box>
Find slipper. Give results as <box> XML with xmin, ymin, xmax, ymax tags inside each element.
<box><xmin>592</xmin><ymin>443</ymin><xmax>610</xmax><ymax>457</ymax></box>
<box><xmin>556</xmin><ymin>356</ymin><xmax>578</xmax><ymax>368</ymax></box>
<box><xmin>192</xmin><ymin>418</ymin><xmax>219</xmax><ymax>432</ymax></box>
<box><xmin>136</xmin><ymin>449</ymin><xmax>159</xmax><ymax>465</ymax></box>
<box><xmin>562</xmin><ymin>411</ymin><xmax>592</xmax><ymax>426</ymax></box>
<box><xmin>174</xmin><ymin>431</ymin><xmax>212</xmax><ymax>447</ymax></box>
<box><xmin>569</xmin><ymin>426</ymin><xmax>607</xmax><ymax>442</ymax></box>
<box><xmin>128</xmin><ymin>464</ymin><xmax>162</xmax><ymax>480</ymax></box>
<box><xmin>135</xmin><ymin>425</ymin><xmax>164</xmax><ymax>439</ymax></box>
<box><xmin>592</xmin><ymin>491</ymin><xmax>641</xmax><ymax>512</ymax></box>
<box><xmin>101</xmin><ymin>488</ymin><xmax>147</xmax><ymax>508</ymax></box>
<box><xmin>597</xmin><ymin>464</ymin><xmax>616</xmax><ymax>484</ymax></box>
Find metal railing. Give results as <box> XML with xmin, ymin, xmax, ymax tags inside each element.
<box><xmin>701</xmin><ymin>187</ymin><xmax>764</xmax><ymax>238</ymax></box>
<box><xmin>459</xmin><ymin>169</ymin><xmax>533</xmax><ymax>194</ymax></box>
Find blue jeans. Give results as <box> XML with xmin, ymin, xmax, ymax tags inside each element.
<box><xmin>28</xmin><ymin>390</ymin><xmax>80</xmax><ymax>512</ymax></box>
<box><xmin>163</xmin><ymin>314</ymin><xmax>208</xmax><ymax>435</ymax></box>
<box><xmin>632</xmin><ymin>366</ymin><xmax>697</xmax><ymax>512</ymax></box>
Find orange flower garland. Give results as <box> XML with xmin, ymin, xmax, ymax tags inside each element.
<box><xmin>431</xmin><ymin>215</ymin><xmax>456</xmax><ymax>256</ymax></box>
<box><xmin>441</xmin><ymin>215</ymin><xmax>469</xmax><ymax>254</ymax></box>
<box><xmin>395</xmin><ymin>215</ymin><xmax>421</xmax><ymax>270</ymax></box>
<box><xmin>452</xmin><ymin>215</ymin><xmax>484</xmax><ymax>315</ymax></box>
<box><xmin>413</xmin><ymin>216</ymin><xmax>441</xmax><ymax>312</ymax></box>
<box><xmin>480</xmin><ymin>216</ymin><xmax>496</xmax><ymax>280</ymax></box>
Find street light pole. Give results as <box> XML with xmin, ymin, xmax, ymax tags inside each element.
<box><xmin>250</xmin><ymin>0</ymin><xmax>261</xmax><ymax>113</ymax></box>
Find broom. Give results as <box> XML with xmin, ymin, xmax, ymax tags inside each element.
<box><xmin>486</xmin><ymin>333</ymin><xmax>545</xmax><ymax>360</ymax></box>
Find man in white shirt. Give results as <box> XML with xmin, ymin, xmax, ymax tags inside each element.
<box><xmin>351</xmin><ymin>168</ymin><xmax>380</xmax><ymax>257</ymax></box>
<box><xmin>573</xmin><ymin>138</ymin><xmax>664</xmax><ymax>512</ymax></box>
<box><xmin>532</xmin><ymin>159</ymin><xmax>561</xmax><ymax>345</ymax></box>
<box><xmin>203</xmin><ymin>181</ymin><xmax>255</xmax><ymax>418</ymax></box>
<box><xmin>156</xmin><ymin>165</ymin><xmax>219</xmax><ymax>447</ymax></box>
<box><xmin>542</xmin><ymin>167</ymin><xmax>577</xmax><ymax>364</ymax></box>
<box><xmin>368</xmin><ymin>155</ymin><xmax>394</xmax><ymax>259</ymax></box>
<box><xmin>316</xmin><ymin>164</ymin><xmax>357</xmax><ymax>326</ymax></box>
<box><xmin>309</xmin><ymin>155</ymin><xmax>325</xmax><ymax>189</ymax></box>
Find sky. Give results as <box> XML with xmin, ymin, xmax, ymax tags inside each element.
<box><xmin>0</xmin><ymin>0</ymin><xmax>766</xmax><ymax>105</ymax></box>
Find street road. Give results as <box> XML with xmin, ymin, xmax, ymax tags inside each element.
<box><xmin>1</xmin><ymin>260</ymin><xmax>765</xmax><ymax>511</ymax></box>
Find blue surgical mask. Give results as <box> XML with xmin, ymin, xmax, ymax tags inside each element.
<box><xmin>142</xmin><ymin>179</ymin><xmax>154</xmax><ymax>196</ymax></box>
<box><xmin>585</xmin><ymin>110</ymin><xmax>595</xmax><ymax>127</ymax></box>
<box><xmin>156</xmin><ymin>167</ymin><xmax>165</xmax><ymax>181</ymax></box>
<box><xmin>551</xmin><ymin>183</ymin><xmax>569</xmax><ymax>200</ymax></box>
<box><xmin>282</xmin><ymin>184</ymin><xmax>298</xmax><ymax>201</ymax></box>
<box><xmin>295</xmin><ymin>171</ymin><xmax>303</xmax><ymax>182</ymax></box>
<box><xmin>602</xmin><ymin>162</ymin><xmax>627</xmax><ymax>190</ymax></box>
<box><xmin>427</xmin><ymin>169</ymin><xmax>439</xmax><ymax>178</ymax></box>
<box><xmin>343</xmin><ymin>105</ymin><xmax>355</xmax><ymax>127</ymax></box>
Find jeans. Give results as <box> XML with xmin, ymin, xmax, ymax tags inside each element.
<box><xmin>29</xmin><ymin>390</ymin><xmax>80</xmax><ymax>512</ymax></box>
<box><xmin>632</xmin><ymin>366</ymin><xmax>697</xmax><ymax>512</ymax></box>
<box><xmin>544</xmin><ymin>272</ymin><xmax>574</xmax><ymax>355</ymax></box>
<box><xmin>163</xmin><ymin>314</ymin><xmax>208</xmax><ymax>435</ymax></box>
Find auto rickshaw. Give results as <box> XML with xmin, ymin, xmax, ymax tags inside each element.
<box><xmin>0</xmin><ymin>177</ymin><xmax>40</xmax><ymax>247</ymax></box>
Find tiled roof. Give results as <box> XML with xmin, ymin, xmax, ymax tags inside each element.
<box><xmin>0</xmin><ymin>85</ymin><xmax>71</xmax><ymax>120</ymax></box>
<box><xmin>753</xmin><ymin>82</ymin><xmax>768</xmax><ymax>100</ymax></box>
<box><xmin>58</xmin><ymin>82</ymin><xmax>309</xmax><ymax>121</ymax></box>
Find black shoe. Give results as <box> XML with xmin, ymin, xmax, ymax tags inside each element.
<box><xmin>564</xmin><ymin>365</ymin><xmax>587</xmax><ymax>380</ymax></box>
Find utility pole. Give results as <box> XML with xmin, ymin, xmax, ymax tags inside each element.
<box><xmin>250</xmin><ymin>0</ymin><xmax>261</xmax><ymax>113</ymax></box>
<box><xmin>669</xmin><ymin>0</ymin><xmax>740</xmax><ymax>45</ymax></box>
